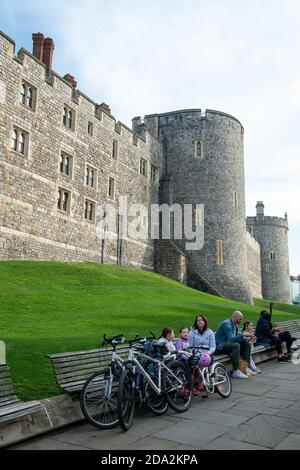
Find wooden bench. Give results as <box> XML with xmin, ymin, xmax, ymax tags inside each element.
<box><xmin>0</xmin><ymin>364</ymin><xmax>42</xmax><ymax>424</ymax></box>
<box><xmin>47</xmin><ymin>319</ymin><xmax>300</xmax><ymax>395</ymax></box>
<box><xmin>47</xmin><ymin>344</ymin><xmax>130</xmax><ymax>394</ymax></box>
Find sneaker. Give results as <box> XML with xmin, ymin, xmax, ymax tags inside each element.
<box><xmin>284</xmin><ymin>353</ymin><xmax>292</xmax><ymax>361</ymax></box>
<box><xmin>252</xmin><ymin>368</ymin><xmax>262</xmax><ymax>374</ymax></box>
<box><xmin>232</xmin><ymin>369</ymin><xmax>248</xmax><ymax>379</ymax></box>
<box><xmin>193</xmin><ymin>387</ymin><xmax>200</xmax><ymax>396</ymax></box>
<box><xmin>278</xmin><ymin>356</ymin><xmax>289</xmax><ymax>363</ymax></box>
<box><xmin>245</xmin><ymin>367</ymin><xmax>257</xmax><ymax>376</ymax></box>
<box><xmin>291</xmin><ymin>345</ymin><xmax>299</xmax><ymax>352</ymax></box>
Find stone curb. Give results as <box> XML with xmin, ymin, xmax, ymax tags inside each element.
<box><xmin>0</xmin><ymin>394</ymin><xmax>84</xmax><ymax>449</ymax></box>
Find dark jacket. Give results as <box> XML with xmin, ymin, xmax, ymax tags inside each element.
<box><xmin>255</xmin><ymin>316</ymin><xmax>275</xmax><ymax>346</ymax></box>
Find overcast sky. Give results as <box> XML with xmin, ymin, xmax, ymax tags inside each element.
<box><xmin>1</xmin><ymin>0</ymin><xmax>300</xmax><ymax>274</ymax></box>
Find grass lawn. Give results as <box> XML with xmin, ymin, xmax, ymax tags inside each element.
<box><xmin>0</xmin><ymin>260</ymin><xmax>299</xmax><ymax>400</ymax></box>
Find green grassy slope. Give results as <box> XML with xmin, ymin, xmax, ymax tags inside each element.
<box><xmin>0</xmin><ymin>261</ymin><xmax>299</xmax><ymax>400</ymax></box>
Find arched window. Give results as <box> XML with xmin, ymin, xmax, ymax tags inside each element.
<box><xmin>86</xmin><ymin>167</ymin><xmax>90</xmax><ymax>185</ymax></box>
<box><xmin>89</xmin><ymin>168</ymin><xmax>94</xmax><ymax>187</ymax></box>
<box><xmin>65</xmin><ymin>156</ymin><xmax>69</xmax><ymax>176</ymax></box>
<box><xmin>60</xmin><ymin>154</ymin><xmax>64</xmax><ymax>173</ymax></box>
<box><xmin>18</xmin><ymin>132</ymin><xmax>25</xmax><ymax>154</ymax></box>
<box><xmin>63</xmin><ymin>107</ymin><xmax>67</xmax><ymax>126</ymax></box>
<box><xmin>67</xmin><ymin>110</ymin><xmax>72</xmax><ymax>129</ymax></box>
<box><xmin>11</xmin><ymin>129</ymin><xmax>18</xmax><ymax>150</ymax></box>
<box><xmin>194</xmin><ymin>140</ymin><xmax>203</xmax><ymax>159</ymax></box>
<box><xmin>62</xmin><ymin>191</ymin><xmax>69</xmax><ymax>212</ymax></box>
<box><xmin>27</xmin><ymin>87</ymin><xmax>33</xmax><ymax>108</ymax></box>
<box><xmin>20</xmin><ymin>84</ymin><xmax>26</xmax><ymax>105</ymax></box>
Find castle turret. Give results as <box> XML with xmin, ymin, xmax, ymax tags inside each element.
<box><xmin>143</xmin><ymin>109</ymin><xmax>253</xmax><ymax>304</ymax></box>
<box><xmin>247</xmin><ymin>203</ymin><xmax>291</xmax><ymax>304</ymax></box>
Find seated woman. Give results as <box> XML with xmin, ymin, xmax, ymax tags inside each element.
<box><xmin>255</xmin><ymin>311</ymin><xmax>296</xmax><ymax>362</ymax></box>
<box><xmin>188</xmin><ymin>315</ymin><xmax>216</xmax><ymax>396</ymax></box>
<box><xmin>188</xmin><ymin>314</ymin><xmax>216</xmax><ymax>355</ymax></box>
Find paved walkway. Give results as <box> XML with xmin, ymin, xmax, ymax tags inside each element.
<box><xmin>10</xmin><ymin>359</ymin><xmax>300</xmax><ymax>450</ymax></box>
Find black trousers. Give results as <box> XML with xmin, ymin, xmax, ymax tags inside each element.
<box><xmin>215</xmin><ymin>342</ymin><xmax>251</xmax><ymax>370</ymax></box>
<box><xmin>271</xmin><ymin>331</ymin><xmax>294</xmax><ymax>354</ymax></box>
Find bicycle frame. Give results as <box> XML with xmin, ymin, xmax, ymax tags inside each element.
<box><xmin>126</xmin><ymin>347</ymin><xmax>183</xmax><ymax>396</ymax></box>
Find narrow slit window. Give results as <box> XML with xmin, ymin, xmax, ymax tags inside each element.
<box><xmin>216</xmin><ymin>240</ymin><xmax>224</xmax><ymax>265</ymax></box>
<box><xmin>194</xmin><ymin>140</ymin><xmax>203</xmax><ymax>159</ymax></box>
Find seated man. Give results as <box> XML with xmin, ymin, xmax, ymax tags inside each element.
<box><xmin>215</xmin><ymin>311</ymin><xmax>254</xmax><ymax>379</ymax></box>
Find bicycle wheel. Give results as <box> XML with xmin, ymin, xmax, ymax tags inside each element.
<box><xmin>163</xmin><ymin>360</ymin><xmax>192</xmax><ymax>412</ymax></box>
<box><xmin>212</xmin><ymin>363</ymin><xmax>232</xmax><ymax>398</ymax></box>
<box><xmin>80</xmin><ymin>367</ymin><xmax>120</xmax><ymax>429</ymax></box>
<box><xmin>143</xmin><ymin>381</ymin><xmax>168</xmax><ymax>416</ymax></box>
<box><xmin>117</xmin><ymin>368</ymin><xmax>136</xmax><ymax>431</ymax></box>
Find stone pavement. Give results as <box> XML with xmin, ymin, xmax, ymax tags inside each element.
<box><xmin>9</xmin><ymin>359</ymin><xmax>300</xmax><ymax>450</ymax></box>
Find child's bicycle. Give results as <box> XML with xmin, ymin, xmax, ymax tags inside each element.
<box><xmin>178</xmin><ymin>347</ymin><xmax>232</xmax><ymax>399</ymax></box>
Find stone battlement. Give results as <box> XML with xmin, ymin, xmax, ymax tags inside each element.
<box><xmin>0</xmin><ymin>31</ymin><xmax>161</xmax><ymax>151</ymax></box>
<box><xmin>247</xmin><ymin>215</ymin><xmax>289</xmax><ymax>229</ymax></box>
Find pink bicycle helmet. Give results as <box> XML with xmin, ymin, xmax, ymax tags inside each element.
<box><xmin>198</xmin><ymin>352</ymin><xmax>212</xmax><ymax>368</ymax></box>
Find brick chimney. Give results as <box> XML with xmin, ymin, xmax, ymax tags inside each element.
<box><xmin>63</xmin><ymin>74</ymin><xmax>77</xmax><ymax>90</ymax></box>
<box><xmin>32</xmin><ymin>33</ymin><xmax>45</xmax><ymax>61</ymax></box>
<box><xmin>100</xmin><ymin>102</ymin><xmax>111</xmax><ymax>114</ymax></box>
<box><xmin>32</xmin><ymin>33</ymin><xmax>54</xmax><ymax>73</ymax></box>
<box><xmin>43</xmin><ymin>37</ymin><xmax>55</xmax><ymax>73</ymax></box>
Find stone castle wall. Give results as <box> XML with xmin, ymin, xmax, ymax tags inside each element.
<box><xmin>246</xmin><ymin>215</ymin><xmax>291</xmax><ymax>304</ymax></box>
<box><xmin>139</xmin><ymin>109</ymin><xmax>253</xmax><ymax>304</ymax></box>
<box><xmin>0</xmin><ymin>31</ymin><xmax>164</xmax><ymax>269</ymax></box>
<box><xmin>0</xmin><ymin>30</ymin><xmax>292</xmax><ymax>305</ymax></box>
<box><xmin>246</xmin><ymin>231</ymin><xmax>262</xmax><ymax>299</ymax></box>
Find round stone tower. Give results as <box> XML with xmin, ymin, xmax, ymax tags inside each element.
<box><xmin>141</xmin><ymin>109</ymin><xmax>253</xmax><ymax>304</ymax></box>
<box><xmin>246</xmin><ymin>202</ymin><xmax>291</xmax><ymax>304</ymax></box>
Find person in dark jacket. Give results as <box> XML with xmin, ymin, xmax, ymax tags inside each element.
<box><xmin>255</xmin><ymin>311</ymin><xmax>295</xmax><ymax>362</ymax></box>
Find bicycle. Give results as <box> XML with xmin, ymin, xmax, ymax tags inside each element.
<box><xmin>80</xmin><ymin>332</ymin><xmax>157</xmax><ymax>429</ymax></box>
<box><xmin>117</xmin><ymin>339</ymin><xmax>192</xmax><ymax>431</ymax></box>
<box><xmin>80</xmin><ymin>333</ymin><xmax>126</xmax><ymax>429</ymax></box>
<box><xmin>179</xmin><ymin>347</ymin><xmax>232</xmax><ymax>399</ymax></box>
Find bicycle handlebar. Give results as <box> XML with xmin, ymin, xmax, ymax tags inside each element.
<box><xmin>102</xmin><ymin>333</ymin><xmax>124</xmax><ymax>346</ymax></box>
<box><xmin>101</xmin><ymin>331</ymin><xmax>156</xmax><ymax>347</ymax></box>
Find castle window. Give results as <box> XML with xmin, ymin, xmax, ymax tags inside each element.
<box><xmin>216</xmin><ymin>240</ymin><xmax>224</xmax><ymax>265</ymax></box>
<box><xmin>233</xmin><ymin>191</ymin><xmax>238</xmax><ymax>209</ymax></box>
<box><xmin>266</xmin><ymin>263</ymin><xmax>270</xmax><ymax>273</ymax></box>
<box><xmin>57</xmin><ymin>188</ymin><xmax>71</xmax><ymax>214</ymax></box>
<box><xmin>20</xmin><ymin>80</ymin><xmax>36</xmax><ymax>110</ymax></box>
<box><xmin>270</xmin><ymin>251</ymin><xmax>276</xmax><ymax>260</ymax></box>
<box><xmin>84</xmin><ymin>199</ymin><xmax>95</xmax><ymax>223</ymax></box>
<box><xmin>11</xmin><ymin>129</ymin><xmax>17</xmax><ymax>151</ymax></box>
<box><xmin>85</xmin><ymin>165</ymin><xmax>97</xmax><ymax>188</ymax></box>
<box><xmin>20</xmin><ymin>84</ymin><xmax>26</xmax><ymax>105</ymax></box>
<box><xmin>88</xmin><ymin>121</ymin><xmax>93</xmax><ymax>136</ymax></box>
<box><xmin>151</xmin><ymin>164</ymin><xmax>158</xmax><ymax>183</ymax></box>
<box><xmin>60</xmin><ymin>152</ymin><xmax>73</xmax><ymax>177</ymax></box>
<box><xmin>112</xmin><ymin>140</ymin><xmax>118</xmax><ymax>159</ymax></box>
<box><xmin>194</xmin><ymin>140</ymin><xmax>203</xmax><ymax>159</ymax></box>
<box><xmin>140</xmin><ymin>158</ymin><xmax>147</xmax><ymax>177</ymax></box>
<box><xmin>11</xmin><ymin>127</ymin><xmax>29</xmax><ymax>156</ymax></box>
<box><xmin>194</xmin><ymin>207</ymin><xmax>202</xmax><ymax>226</ymax></box>
<box><xmin>63</xmin><ymin>105</ymin><xmax>75</xmax><ymax>130</ymax></box>
<box><xmin>108</xmin><ymin>177</ymin><xmax>115</xmax><ymax>199</ymax></box>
